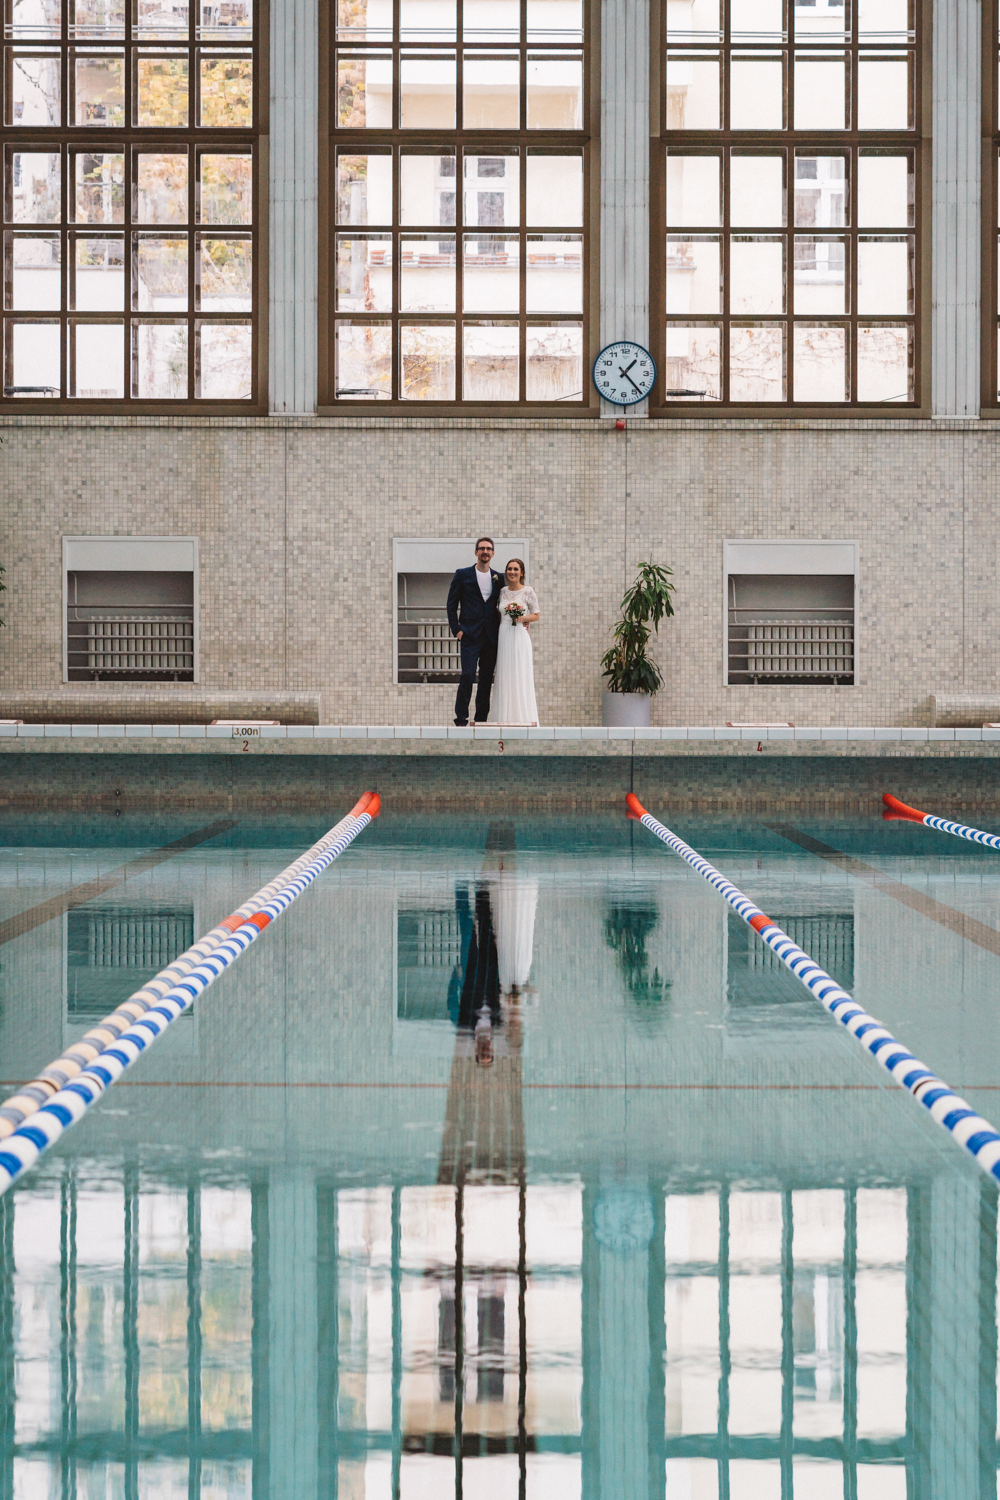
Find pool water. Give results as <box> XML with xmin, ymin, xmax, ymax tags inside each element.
<box><xmin>1</xmin><ymin>807</ymin><xmax>999</xmax><ymax>1500</ymax></box>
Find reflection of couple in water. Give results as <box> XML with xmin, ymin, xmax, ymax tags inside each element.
<box><xmin>451</xmin><ymin>866</ymin><xmax>538</xmax><ymax>1067</ymax></box>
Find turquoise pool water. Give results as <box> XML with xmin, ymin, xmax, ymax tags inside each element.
<box><xmin>1</xmin><ymin>807</ymin><xmax>998</xmax><ymax>1499</ymax></box>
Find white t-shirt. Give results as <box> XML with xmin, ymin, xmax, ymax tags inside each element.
<box><xmin>476</xmin><ymin>567</ymin><xmax>493</xmax><ymax>600</ymax></box>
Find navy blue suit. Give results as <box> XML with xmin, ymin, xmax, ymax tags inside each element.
<box><xmin>447</xmin><ymin>564</ymin><xmax>503</xmax><ymax>723</ymax></box>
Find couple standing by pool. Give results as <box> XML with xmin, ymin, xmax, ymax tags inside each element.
<box><xmin>447</xmin><ymin>537</ymin><xmax>541</xmax><ymax>727</ymax></box>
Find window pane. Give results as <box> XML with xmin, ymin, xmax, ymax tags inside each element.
<box><xmin>464</xmin><ymin>0</ymin><xmax>520</xmax><ymax>40</ymax></box>
<box><xmin>71</xmin><ymin>320</ymin><xmax>124</xmax><ymax>396</ymax></box>
<box><xmin>463</xmin><ymin>234</ymin><xmax>519</xmax><ymax>311</ymax></box>
<box><xmin>199</xmin><ymin>54</ymin><xmax>252</xmax><ymax>125</ymax></box>
<box><xmin>856</xmin><ymin>323</ymin><xmax>912</xmax><ymax>400</ymax></box>
<box><xmin>664</xmin><ymin>1274</ymin><xmax>720</xmax><ymax>1433</ymax></box>
<box><xmin>340</xmin><ymin>152</ymin><xmax>393</xmax><ymax>224</ymax></box>
<box><xmin>7</xmin><ymin>233</ymin><xmax>61</xmax><ymax>309</ymax></box>
<box><xmin>730</xmin><ymin>57</ymin><xmax>783</xmax><ymax>129</ymax></box>
<box><xmin>730</xmin><ymin>237</ymin><xmax>784</xmax><ymax>313</ymax></box>
<box><xmin>795</xmin><ymin>0</ymin><xmax>850</xmax><ymax>39</ymax></box>
<box><xmin>338</xmin><ymin>0</ymin><xmax>390</xmax><ymax>42</ymax></box>
<box><xmin>730</xmin><ymin>324</ymin><xmax>785</xmax><ymax>400</ymax></box>
<box><xmin>74</xmin><ymin>235</ymin><xmax>125</xmax><ymax>308</ymax></box>
<box><xmin>793</xmin><ymin>236</ymin><xmax>846</xmax><ymax>312</ymax></box>
<box><xmin>730</xmin><ymin>0</ymin><xmax>782</xmax><ymax>39</ymax></box>
<box><xmin>400</xmin><ymin>234</ymin><xmax>456</xmax><ymax>311</ymax></box>
<box><xmin>73</xmin><ymin>50</ymin><xmax>125</xmax><ymax>125</ymax></box>
<box><xmin>527</xmin><ymin>154</ymin><xmax>582</xmax><ymax>226</ymax></box>
<box><xmin>136</xmin><ymin>53</ymin><xmax>188</xmax><ymax>125</ymax></box>
<box><xmin>857</xmin><ymin>235</ymin><xmax>911</xmax><ymax>313</ymax></box>
<box><xmin>335</xmin><ymin>232</ymin><xmax>392</xmax><ymax>311</ymax></box>
<box><xmin>857</xmin><ymin>154</ymin><xmax>912</xmax><ymax>225</ymax></box>
<box><xmin>793</xmin><ymin>322</ymin><xmax>847</xmax><ymax>400</ymax></box>
<box><xmin>133</xmin><ymin>153</ymin><xmax>188</xmax><ymax>224</ymax></box>
<box><xmin>197</xmin><ymin>321</ymin><xmax>251</xmax><ymax>397</ymax></box>
<box><xmin>857</xmin><ymin>56</ymin><xmax>910</xmax><ymax>128</ymax></box>
<box><xmin>666</xmin><ymin>0</ymin><xmax>720</xmax><ymax>34</ymax></box>
<box><xmin>526</xmin><ymin>234</ymin><xmax>582</xmax><ymax>311</ymax></box>
<box><xmin>400</xmin><ymin>55</ymin><xmax>457</xmax><ymax>128</ymax></box>
<box><xmin>74</xmin><ymin>151</ymin><xmax>125</xmax><ymax>222</ymax></box>
<box><xmin>464</xmin><ymin>154</ymin><xmax>519</xmax><ymax>226</ymax></box>
<box><xmin>399</xmin><ymin>154</ymin><xmax>453</xmax><ymax>225</ymax></box>
<box><xmin>730</xmin><ymin>156</ymin><xmax>784</xmax><ymax>227</ymax></box>
<box><xmin>337</xmin><ymin>53</ymin><xmax>392</xmax><ymax>127</ymax></box>
<box><xmin>666</xmin><ymin>53</ymin><xmax>720</xmax><ymax>128</ymax></box>
<box><xmin>199</xmin><ymin>153</ymin><xmax>251</xmax><ymax>223</ymax></box>
<box><xmin>133</xmin><ymin>321</ymin><xmax>187</xmax><ymax>397</ymax></box>
<box><xmin>526</xmin><ymin>53</ymin><xmax>582</xmax><ymax>128</ymax></box>
<box><xmin>794</xmin><ymin>154</ymin><xmax>847</xmax><ymax>228</ymax></box>
<box><xmin>665</xmin><ymin>154</ymin><xmax>719</xmax><ymax>226</ymax></box>
<box><xmin>463</xmin><ymin>54</ymin><xmax>519</xmax><ymax>128</ymax></box>
<box><xmin>666</xmin><ymin>236</ymin><xmax>721</xmax><ymax>313</ymax></box>
<box><xmin>400</xmin><ymin>323</ymin><xmax>456</xmax><ymax>399</ymax></box>
<box><xmin>527</xmin><ymin>0</ymin><xmax>583</xmax><ymax>40</ymax></box>
<box><xmin>401</xmin><ymin>0</ymin><xmax>456</xmax><ymax>40</ymax></box>
<box><xmin>10</xmin><ymin>0</ymin><xmax>61</xmax><ymax>38</ymax></box>
<box><xmin>6</xmin><ymin>318</ymin><xmax>60</xmax><ymax>393</ymax></box>
<box><xmin>858</xmin><ymin>0</ymin><xmax>911</xmax><ymax>36</ymax></box>
<box><xmin>666</xmin><ymin>1461</ymin><xmax>719</xmax><ymax>1498</ymax></box>
<box><xmin>335</xmin><ymin>319</ymin><xmax>391</xmax><ymax>397</ymax></box>
<box><xmin>200</xmin><ymin>0</ymin><xmax>252</xmax><ymax>38</ymax></box>
<box><xmin>7</xmin><ymin>51</ymin><xmax>62</xmax><ymax>125</ymax></box>
<box><xmin>793</xmin><ymin>56</ymin><xmax>845</xmax><ymax>129</ymax></box>
<box><xmin>134</xmin><ymin>235</ymin><xmax>188</xmax><ymax>310</ymax></box>
<box><xmin>7</xmin><ymin>150</ymin><xmax>60</xmax><ymax>222</ymax></box>
<box><xmin>136</xmin><ymin>0</ymin><xmax>186</xmax><ymax>34</ymax></box>
<box><xmin>663</xmin><ymin>324</ymin><xmax>721</xmax><ymax>399</ymax></box>
<box><xmin>525</xmin><ymin>322</ymin><xmax>581</xmax><ymax>399</ymax></box>
<box><xmin>197</xmin><ymin>236</ymin><xmax>252</xmax><ymax>310</ymax></box>
<box><xmin>463</xmin><ymin>321</ymin><xmax>518</xmax><ymax>399</ymax></box>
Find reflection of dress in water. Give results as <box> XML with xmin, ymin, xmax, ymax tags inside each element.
<box><xmin>493</xmin><ymin>872</ymin><xmax>538</xmax><ymax>995</ymax></box>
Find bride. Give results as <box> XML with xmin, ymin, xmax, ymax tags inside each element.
<box><xmin>489</xmin><ymin>559</ymin><xmax>540</xmax><ymax>726</ymax></box>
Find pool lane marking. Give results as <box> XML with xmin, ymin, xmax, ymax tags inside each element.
<box><xmin>883</xmin><ymin>793</ymin><xmax>1000</xmax><ymax>851</ymax></box>
<box><xmin>627</xmin><ymin>792</ymin><xmax>1000</xmax><ymax>1184</ymax></box>
<box><xmin>0</xmin><ymin>793</ymin><xmax>380</xmax><ymax>1190</ymax></box>
<box><xmin>0</xmin><ymin>818</ymin><xmax>237</xmax><ymax>949</ymax></box>
<box><xmin>767</xmin><ymin>824</ymin><xmax>1000</xmax><ymax>959</ymax></box>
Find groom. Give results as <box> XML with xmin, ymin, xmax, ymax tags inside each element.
<box><xmin>447</xmin><ymin>537</ymin><xmax>503</xmax><ymax>725</ymax></box>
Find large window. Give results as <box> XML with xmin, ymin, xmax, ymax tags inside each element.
<box><xmin>657</xmin><ymin>0</ymin><xmax>920</xmax><ymax>409</ymax></box>
<box><xmin>323</xmin><ymin>0</ymin><xmax>590</xmax><ymax>407</ymax></box>
<box><xmin>2</xmin><ymin>0</ymin><xmax>260</xmax><ymax>407</ymax></box>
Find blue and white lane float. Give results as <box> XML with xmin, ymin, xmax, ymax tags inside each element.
<box><xmin>0</xmin><ymin>791</ymin><xmax>381</xmax><ymax>1196</ymax></box>
<box><xmin>626</xmin><ymin>792</ymin><xmax>1000</xmax><ymax>1184</ymax></box>
<box><xmin>883</xmin><ymin>793</ymin><xmax>1000</xmax><ymax>851</ymax></box>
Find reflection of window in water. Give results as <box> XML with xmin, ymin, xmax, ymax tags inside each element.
<box><xmin>727</xmin><ymin>910</ymin><xmax>853</xmax><ymax>1029</ymax></box>
<box><xmin>67</xmin><ymin>901</ymin><xmax>194</xmax><ymax>1020</ymax></box>
<box><xmin>397</xmin><ymin>905</ymin><xmax>463</xmax><ymax>1021</ymax></box>
<box><xmin>664</xmin><ymin>1186</ymin><xmax>910</xmax><ymax>1494</ymax></box>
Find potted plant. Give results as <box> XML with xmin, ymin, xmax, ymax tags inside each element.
<box><xmin>601</xmin><ymin>560</ymin><xmax>675</xmax><ymax>727</ymax></box>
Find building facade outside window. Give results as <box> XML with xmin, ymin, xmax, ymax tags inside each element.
<box><xmin>323</xmin><ymin>0</ymin><xmax>592</xmax><ymax>408</ymax></box>
<box><xmin>655</xmin><ymin>0</ymin><xmax>921</xmax><ymax>410</ymax></box>
<box><xmin>3</xmin><ymin>0</ymin><xmax>261</xmax><ymax>407</ymax></box>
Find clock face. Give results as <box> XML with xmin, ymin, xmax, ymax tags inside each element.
<box><xmin>592</xmin><ymin>341</ymin><xmax>657</xmax><ymax>406</ymax></box>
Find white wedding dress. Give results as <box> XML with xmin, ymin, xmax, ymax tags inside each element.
<box><xmin>489</xmin><ymin>585</ymin><xmax>539</xmax><ymax>726</ymax></box>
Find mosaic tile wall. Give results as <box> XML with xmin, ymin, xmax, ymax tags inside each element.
<box><xmin>3</xmin><ymin>750</ymin><xmax>1000</xmax><ymax>811</ymax></box>
<box><xmin>0</xmin><ymin>414</ymin><xmax>995</xmax><ymax>727</ymax></box>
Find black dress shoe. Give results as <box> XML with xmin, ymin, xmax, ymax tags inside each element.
<box><xmin>454</xmin><ymin>718</ymin><xmax>468</xmax><ymax>726</ymax></box>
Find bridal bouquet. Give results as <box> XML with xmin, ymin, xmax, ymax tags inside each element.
<box><xmin>504</xmin><ymin>601</ymin><xmax>526</xmax><ymax>628</ymax></box>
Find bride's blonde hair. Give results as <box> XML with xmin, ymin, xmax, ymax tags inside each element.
<box><xmin>505</xmin><ymin>558</ymin><xmax>526</xmax><ymax>583</ymax></box>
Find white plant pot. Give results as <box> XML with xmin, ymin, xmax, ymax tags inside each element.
<box><xmin>602</xmin><ymin>690</ymin><xmax>651</xmax><ymax>727</ymax></box>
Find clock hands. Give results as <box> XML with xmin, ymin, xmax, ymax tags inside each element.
<box><xmin>618</xmin><ymin>362</ymin><xmax>643</xmax><ymax>395</ymax></box>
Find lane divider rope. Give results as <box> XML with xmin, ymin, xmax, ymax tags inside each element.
<box><xmin>883</xmin><ymin>793</ymin><xmax>1000</xmax><ymax>851</ymax></box>
<box><xmin>626</xmin><ymin>792</ymin><xmax>1000</xmax><ymax>1184</ymax></box>
<box><xmin>0</xmin><ymin>792</ymin><xmax>381</xmax><ymax>1195</ymax></box>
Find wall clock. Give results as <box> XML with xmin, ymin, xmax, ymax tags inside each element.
<box><xmin>592</xmin><ymin>341</ymin><xmax>657</xmax><ymax>406</ymax></box>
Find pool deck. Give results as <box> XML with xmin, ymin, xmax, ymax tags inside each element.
<box><xmin>1</xmin><ymin>723</ymin><xmax>1000</xmax><ymax>757</ymax></box>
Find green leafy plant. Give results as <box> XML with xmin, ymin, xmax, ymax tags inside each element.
<box><xmin>600</xmin><ymin>560</ymin><xmax>675</xmax><ymax>695</ymax></box>
<box><xmin>604</xmin><ymin>900</ymin><xmax>670</xmax><ymax>1020</ymax></box>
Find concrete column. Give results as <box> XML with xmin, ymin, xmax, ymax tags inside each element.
<box><xmin>268</xmin><ymin>1172</ymin><xmax>319</xmax><ymax>1499</ymax></box>
<box><xmin>593</xmin><ymin>1187</ymin><xmax>655</xmax><ymax>1499</ymax></box>
<box><xmin>600</xmin><ymin>0</ymin><xmax>650</xmax><ymax>417</ymax></box>
<box><xmin>927</xmin><ymin>1174</ymin><xmax>981</xmax><ymax>1495</ymax></box>
<box><xmin>269</xmin><ymin>0</ymin><xmax>319</xmax><ymax>413</ymax></box>
<box><xmin>932</xmin><ymin>0</ymin><xmax>981</xmax><ymax>416</ymax></box>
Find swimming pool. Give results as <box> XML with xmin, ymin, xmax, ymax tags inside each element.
<box><xmin>0</xmin><ymin>806</ymin><xmax>997</xmax><ymax>1499</ymax></box>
